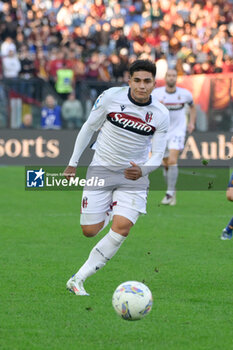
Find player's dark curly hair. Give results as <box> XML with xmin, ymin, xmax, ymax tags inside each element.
<box><xmin>129</xmin><ymin>60</ymin><xmax>156</xmax><ymax>78</ymax></box>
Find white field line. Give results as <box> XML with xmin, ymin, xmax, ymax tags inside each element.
<box><xmin>179</xmin><ymin>169</ymin><xmax>217</xmax><ymax>178</ymax></box>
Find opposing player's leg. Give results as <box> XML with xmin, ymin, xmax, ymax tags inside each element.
<box><xmin>220</xmin><ymin>173</ymin><xmax>233</xmax><ymax>240</ymax></box>
<box><xmin>221</xmin><ymin>209</ymin><xmax>233</xmax><ymax>240</ymax></box>
<box><xmin>221</xmin><ymin>217</ymin><xmax>233</xmax><ymax>240</ymax></box>
<box><xmin>161</xmin><ymin>148</ymin><xmax>180</xmax><ymax>205</ymax></box>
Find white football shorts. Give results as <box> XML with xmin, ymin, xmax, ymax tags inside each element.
<box><xmin>79</xmin><ymin>162</ymin><xmax>149</xmax><ymax>225</ymax></box>
<box><xmin>80</xmin><ymin>189</ymin><xmax>148</xmax><ymax>225</ymax></box>
<box><xmin>163</xmin><ymin>134</ymin><xmax>185</xmax><ymax>158</ymax></box>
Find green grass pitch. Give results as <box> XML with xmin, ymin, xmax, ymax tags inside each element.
<box><xmin>1</xmin><ymin>166</ymin><xmax>233</xmax><ymax>350</ymax></box>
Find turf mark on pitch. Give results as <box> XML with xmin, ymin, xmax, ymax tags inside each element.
<box><xmin>85</xmin><ymin>307</ymin><xmax>93</xmax><ymax>311</ymax></box>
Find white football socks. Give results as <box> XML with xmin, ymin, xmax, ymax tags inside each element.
<box><xmin>167</xmin><ymin>164</ymin><xmax>178</xmax><ymax>196</ymax></box>
<box><xmin>74</xmin><ymin>229</ymin><xmax>126</xmax><ymax>282</ymax></box>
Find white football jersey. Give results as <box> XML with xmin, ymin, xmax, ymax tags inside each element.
<box><xmin>86</xmin><ymin>86</ymin><xmax>169</xmax><ymax>167</ymax></box>
<box><xmin>152</xmin><ymin>86</ymin><xmax>193</xmax><ymax>137</ymax></box>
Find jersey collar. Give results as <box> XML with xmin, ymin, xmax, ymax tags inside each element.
<box><xmin>165</xmin><ymin>88</ymin><xmax>177</xmax><ymax>94</ymax></box>
<box><xmin>128</xmin><ymin>88</ymin><xmax>152</xmax><ymax>106</ymax></box>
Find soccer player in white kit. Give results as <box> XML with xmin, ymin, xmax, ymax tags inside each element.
<box><xmin>152</xmin><ymin>69</ymin><xmax>196</xmax><ymax>205</ymax></box>
<box><xmin>64</xmin><ymin>60</ymin><xmax>169</xmax><ymax>295</ymax></box>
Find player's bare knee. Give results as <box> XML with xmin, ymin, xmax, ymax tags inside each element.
<box><xmin>111</xmin><ymin>218</ymin><xmax>133</xmax><ymax>237</ymax></box>
<box><xmin>111</xmin><ymin>224</ymin><xmax>132</xmax><ymax>236</ymax></box>
<box><xmin>81</xmin><ymin>224</ymin><xmax>102</xmax><ymax>237</ymax></box>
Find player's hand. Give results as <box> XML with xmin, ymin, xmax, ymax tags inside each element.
<box><xmin>63</xmin><ymin>166</ymin><xmax>76</xmax><ymax>180</ymax></box>
<box><xmin>124</xmin><ymin>162</ymin><xmax>142</xmax><ymax>180</ymax></box>
<box><xmin>187</xmin><ymin>122</ymin><xmax>195</xmax><ymax>134</ymax></box>
<box><xmin>231</xmin><ymin>136</ymin><xmax>233</xmax><ymax>144</ymax></box>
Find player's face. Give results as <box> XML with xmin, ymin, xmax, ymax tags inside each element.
<box><xmin>129</xmin><ymin>71</ymin><xmax>155</xmax><ymax>103</ymax></box>
<box><xmin>165</xmin><ymin>70</ymin><xmax>177</xmax><ymax>88</ymax></box>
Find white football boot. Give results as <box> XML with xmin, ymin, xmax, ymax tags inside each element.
<box><xmin>66</xmin><ymin>276</ymin><xmax>89</xmax><ymax>296</ymax></box>
<box><xmin>161</xmin><ymin>193</ymin><xmax>176</xmax><ymax>206</ymax></box>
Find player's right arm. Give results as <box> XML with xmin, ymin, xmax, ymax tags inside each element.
<box><xmin>64</xmin><ymin>91</ymin><xmax>108</xmax><ymax>180</ymax></box>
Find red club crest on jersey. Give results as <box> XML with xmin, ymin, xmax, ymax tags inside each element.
<box><xmin>82</xmin><ymin>196</ymin><xmax>88</xmax><ymax>208</ymax></box>
<box><xmin>145</xmin><ymin>112</ymin><xmax>153</xmax><ymax>123</ymax></box>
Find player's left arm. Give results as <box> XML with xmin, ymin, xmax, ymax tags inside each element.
<box><xmin>124</xmin><ymin>111</ymin><xmax>169</xmax><ymax>180</ymax></box>
<box><xmin>140</xmin><ymin>129</ymin><xmax>168</xmax><ymax>177</ymax></box>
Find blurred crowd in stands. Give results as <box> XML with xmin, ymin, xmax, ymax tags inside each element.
<box><xmin>0</xmin><ymin>0</ymin><xmax>233</xmax><ymax>85</ymax></box>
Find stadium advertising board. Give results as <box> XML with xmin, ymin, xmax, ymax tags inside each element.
<box><xmin>0</xmin><ymin>129</ymin><xmax>94</xmax><ymax>165</ymax></box>
<box><xmin>0</xmin><ymin>130</ymin><xmax>232</xmax><ymax>166</ymax></box>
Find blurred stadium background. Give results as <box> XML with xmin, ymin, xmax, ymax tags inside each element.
<box><xmin>0</xmin><ymin>0</ymin><xmax>233</xmax><ymax>165</ymax></box>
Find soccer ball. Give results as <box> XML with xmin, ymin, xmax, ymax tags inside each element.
<box><xmin>112</xmin><ymin>281</ymin><xmax>153</xmax><ymax>321</ymax></box>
